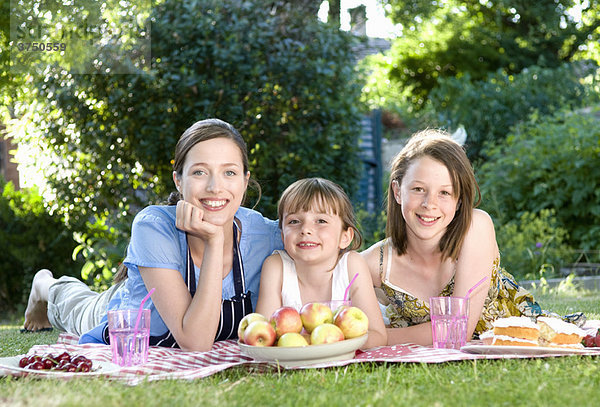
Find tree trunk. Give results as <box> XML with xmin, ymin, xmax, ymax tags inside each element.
<box><xmin>328</xmin><ymin>0</ymin><xmax>341</xmax><ymax>28</ymax></box>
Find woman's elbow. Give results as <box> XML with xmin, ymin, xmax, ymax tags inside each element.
<box><xmin>176</xmin><ymin>337</ymin><xmax>215</xmax><ymax>352</ymax></box>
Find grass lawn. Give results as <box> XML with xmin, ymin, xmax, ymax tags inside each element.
<box><xmin>1</xmin><ymin>291</ymin><xmax>599</xmax><ymax>407</ymax></box>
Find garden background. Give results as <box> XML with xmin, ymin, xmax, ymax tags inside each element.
<box><xmin>1</xmin><ymin>0</ymin><xmax>600</xmax><ymax>318</ymax></box>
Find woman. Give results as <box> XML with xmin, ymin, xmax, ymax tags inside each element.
<box><xmin>361</xmin><ymin>129</ymin><xmax>584</xmax><ymax>346</ymax></box>
<box><xmin>23</xmin><ymin>118</ymin><xmax>283</xmax><ymax>351</ymax></box>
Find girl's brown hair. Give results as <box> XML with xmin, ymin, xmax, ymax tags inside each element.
<box><xmin>277</xmin><ymin>177</ymin><xmax>363</xmax><ymax>251</ymax></box>
<box><xmin>386</xmin><ymin>129</ymin><xmax>481</xmax><ymax>260</ymax></box>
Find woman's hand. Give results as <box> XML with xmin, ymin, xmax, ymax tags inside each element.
<box><xmin>175</xmin><ymin>200</ymin><xmax>223</xmax><ymax>243</ymax></box>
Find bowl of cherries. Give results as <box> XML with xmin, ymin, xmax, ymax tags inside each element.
<box><xmin>582</xmin><ymin>329</ymin><xmax>600</xmax><ymax>348</ymax></box>
<box><xmin>18</xmin><ymin>352</ymin><xmax>93</xmax><ymax>373</ymax></box>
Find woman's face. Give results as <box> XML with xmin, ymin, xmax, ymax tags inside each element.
<box><xmin>393</xmin><ymin>156</ymin><xmax>459</xmax><ymax>244</ymax></box>
<box><xmin>173</xmin><ymin>137</ymin><xmax>249</xmax><ymax>226</ymax></box>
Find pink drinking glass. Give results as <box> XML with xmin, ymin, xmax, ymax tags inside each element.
<box><xmin>429</xmin><ymin>297</ymin><xmax>469</xmax><ymax>350</ymax></box>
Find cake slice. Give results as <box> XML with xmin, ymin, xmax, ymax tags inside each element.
<box><xmin>491</xmin><ymin>316</ymin><xmax>540</xmax><ymax>347</ymax></box>
<box><xmin>479</xmin><ymin>330</ymin><xmax>494</xmax><ymax>345</ymax></box>
<box><xmin>537</xmin><ymin>317</ymin><xmax>586</xmax><ymax>349</ymax></box>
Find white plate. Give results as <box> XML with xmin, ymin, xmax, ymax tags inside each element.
<box><xmin>0</xmin><ymin>356</ymin><xmax>121</xmax><ymax>377</ymax></box>
<box><xmin>460</xmin><ymin>344</ymin><xmax>592</xmax><ymax>355</ymax></box>
<box><xmin>239</xmin><ymin>334</ymin><xmax>368</xmax><ymax>367</ymax></box>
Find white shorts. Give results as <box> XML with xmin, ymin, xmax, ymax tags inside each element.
<box><xmin>47</xmin><ymin>276</ymin><xmax>124</xmax><ymax>336</ymax></box>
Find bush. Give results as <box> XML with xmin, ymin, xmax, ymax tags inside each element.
<box><xmin>494</xmin><ymin>210</ymin><xmax>571</xmax><ymax>281</ymax></box>
<box><xmin>478</xmin><ymin>107</ymin><xmax>600</xmax><ymax>252</ymax></box>
<box><xmin>10</xmin><ymin>0</ymin><xmax>365</xmax><ymax>284</ymax></box>
<box><xmin>0</xmin><ymin>179</ymin><xmax>82</xmax><ymax>313</ymax></box>
<box><xmin>429</xmin><ymin>63</ymin><xmax>599</xmax><ymax>161</ymax></box>
<box><xmin>356</xmin><ymin>208</ymin><xmax>387</xmax><ymax>251</ymax></box>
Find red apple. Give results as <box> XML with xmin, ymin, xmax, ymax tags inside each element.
<box><xmin>332</xmin><ymin>304</ymin><xmax>349</xmax><ymax>321</ymax></box>
<box><xmin>310</xmin><ymin>323</ymin><xmax>344</xmax><ymax>345</ymax></box>
<box><xmin>237</xmin><ymin>312</ymin><xmax>268</xmax><ymax>343</ymax></box>
<box><xmin>270</xmin><ymin>306</ymin><xmax>303</xmax><ymax>338</ymax></box>
<box><xmin>243</xmin><ymin>320</ymin><xmax>276</xmax><ymax>347</ymax></box>
<box><xmin>277</xmin><ymin>332</ymin><xmax>309</xmax><ymax>347</ymax></box>
<box><xmin>334</xmin><ymin>306</ymin><xmax>369</xmax><ymax>339</ymax></box>
<box><xmin>300</xmin><ymin>302</ymin><xmax>333</xmax><ymax>333</ymax></box>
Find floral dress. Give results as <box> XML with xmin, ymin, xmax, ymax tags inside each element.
<box><xmin>378</xmin><ymin>242</ymin><xmax>585</xmax><ymax>336</ymax></box>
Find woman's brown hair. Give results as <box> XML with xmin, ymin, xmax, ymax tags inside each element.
<box><xmin>386</xmin><ymin>129</ymin><xmax>481</xmax><ymax>260</ymax></box>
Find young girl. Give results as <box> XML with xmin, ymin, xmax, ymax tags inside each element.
<box><xmin>256</xmin><ymin>178</ymin><xmax>387</xmax><ymax>349</ymax></box>
<box><xmin>361</xmin><ymin>129</ymin><xmax>585</xmax><ymax>346</ymax></box>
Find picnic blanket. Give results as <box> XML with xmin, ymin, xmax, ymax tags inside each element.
<box><xmin>2</xmin><ymin>327</ymin><xmax>600</xmax><ymax>385</ymax></box>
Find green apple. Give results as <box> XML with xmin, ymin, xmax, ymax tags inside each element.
<box><xmin>334</xmin><ymin>306</ymin><xmax>369</xmax><ymax>339</ymax></box>
<box><xmin>310</xmin><ymin>323</ymin><xmax>344</xmax><ymax>345</ymax></box>
<box><xmin>277</xmin><ymin>332</ymin><xmax>309</xmax><ymax>347</ymax></box>
<box><xmin>300</xmin><ymin>302</ymin><xmax>333</xmax><ymax>333</ymax></box>
<box><xmin>237</xmin><ymin>312</ymin><xmax>267</xmax><ymax>343</ymax></box>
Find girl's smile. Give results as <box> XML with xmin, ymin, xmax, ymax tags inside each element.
<box><xmin>281</xmin><ymin>209</ymin><xmax>352</xmax><ymax>269</ymax></box>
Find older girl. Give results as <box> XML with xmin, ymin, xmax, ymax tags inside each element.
<box><xmin>361</xmin><ymin>129</ymin><xmax>584</xmax><ymax>346</ymax></box>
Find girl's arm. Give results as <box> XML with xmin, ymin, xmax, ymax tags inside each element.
<box><xmin>385</xmin><ymin>323</ymin><xmax>433</xmax><ymax>346</ymax></box>
<box><xmin>255</xmin><ymin>253</ymin><xmax>284</xmax><ymax>319</ymax></box>
<box><xmin>139</xmin><ymin>201</ymin><xmax>225</xmax><ymax>352</ymax></box>
<box><xmin>346</xmin><ymin>252</ymin><xmax>387</xmax><ymax>349</ymax></box>
<box><xmin>452</xmin><ymin>208</ymin><xmax>497</xmax><ymax>339</ymax></box>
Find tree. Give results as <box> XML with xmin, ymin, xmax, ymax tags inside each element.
<box><xmin>375</xmin><ymin>0</ymin><xmax>600</xmax><ymax>108</ymax></box>
<box><xmin>8</xmin><ymin>0</ymin><xmax>365</xmax><ymax>283</ymax></box>
<box><xmin>328</xmin><ymin>0</ymin><xmax>341</xmax><ymax>27</ymax></box>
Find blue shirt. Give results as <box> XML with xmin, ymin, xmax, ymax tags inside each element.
<box><xmin>79</xmin><ymin>205</ymin><xmax>282</xmax><ymax>344</ymax></box>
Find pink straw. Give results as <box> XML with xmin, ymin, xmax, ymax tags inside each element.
<box><xmin>465</xmin><ymin>276</ymin><xmax>488</xmax><ymax>299</ymax></box>
<box><xmin>134</xmin><ymin>287</ymin><xmax>155</xmax><ymax>335</ymax></box>
<box><xmin>343</xmin><ymin>273</ymin><xmax>359</xmax><ymax>302</ymax></box>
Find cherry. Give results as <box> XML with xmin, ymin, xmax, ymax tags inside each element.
<box><xmin>26</xmin><ymin>361</ymin><xmax>44</xmax><ymax>371</ymax></box>
<box><xmin>595</xmin><ymin>334</ymin><xmax>600</xmax><ymax>347</ymax></box>
<box><xmin>583</xmin><ymin>335</ymin><xmax>595</xmax><ymax>347</ymax></box>
<box><xmin>41</xmin><ymin>357</ymin><xmax>57</xmax><ymax>370</ymax></box>
<box><xmin>71</xmin><ymin>355</ymin><xmax>88</xmax><ymax>365</ymax></box>
<box><xmin>64</xmin><ymin>363</ymin><xmax>78</xmax><ymax>372</ymax></box>
<box><xmin>56</xmin><ymin>359</ymin><xmax>71</xmax><ymax>370</ymax></box>
<box><xmin>56</xmin><ymin>352</ymin><xmax>71</xmax><ymax>363</ymax></box>
<box><xmin>19</xmin><ymin>357</ymin><xmax>30</xmax><ymax>368</ymax></box>
<box><xmin>77</xmin><ymin>362</ymin><xmax>91</xmax><ymax>372</ymax></box>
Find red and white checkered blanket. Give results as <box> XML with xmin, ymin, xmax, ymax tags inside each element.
<box><xmin>2</xmin><ymin>331</ymin><xmax>599</xmax><ymax>385</ymax></box>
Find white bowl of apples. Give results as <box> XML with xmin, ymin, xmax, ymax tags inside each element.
<box><xmin>237</xmin><ymin>301</ymin><xmax>368</xmax><ymax>367</ymax></box>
